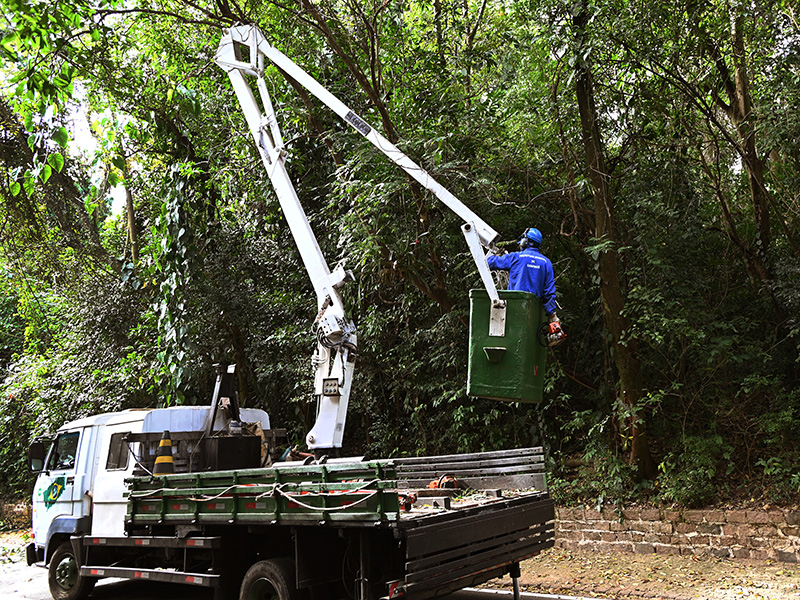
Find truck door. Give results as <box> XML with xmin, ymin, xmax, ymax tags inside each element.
<box><xmin>32</xmin><ymin>430</ymin><xmax>82</xmax><ymax>542</ymax></box>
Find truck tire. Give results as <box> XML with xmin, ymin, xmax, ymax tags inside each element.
<box><xmin>48</xmin><ymin>541</ymin><xmax>96</xmax><ymax>600</ymax></box>
<box><xmin>239</xmin><ymin>558</ymin><xmax>297</xmax><ymax>600</ymax></box>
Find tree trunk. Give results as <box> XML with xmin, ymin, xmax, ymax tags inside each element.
<box><xmin>728</xmin><ymin>15</ymin><xmax>770</xmax><ymax>252</ymax></box>
<box><xmin>573</xmin><ymin>7</ymin><xmax>656</xmax><ymax>481</ymax></box>
<box><xmin>699</xmin><ymin>11</ymin><xmax>784</xmax><ymax>319</ymax></box>
<box><xmin>433</xmin><ymin>0</ymin><xmax>445</xmax><ymax>66</ymax></box>
<box><xmin>120</xmin><ymin>140</ymin><xmax>139</xmax><ymax>264</ymax></box>
<box><xmin>125</xmin><ymin>185</ymin><xmax>139</xmax><ymax>264</ymax></box>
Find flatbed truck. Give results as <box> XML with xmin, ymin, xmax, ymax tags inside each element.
<box><xmin>28</xmin><ymin>404</ymin><xmax>553</xmax><ymax>600</ymax></box>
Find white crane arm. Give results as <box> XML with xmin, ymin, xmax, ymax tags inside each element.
<box><xmin>216</xmin><ymin>25</ymin><xmax>500</xmax><ymax>249</ymax></box>
<box><xmin>214</xmin><ymin>25</ymin><xmax>506</xmax><ymax>451</ymax></box>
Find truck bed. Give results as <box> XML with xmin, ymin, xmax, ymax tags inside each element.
<box><xmin>123</xmin><ymin>447</ymin><xmax>555</xmax><ymax>599</ymax></box>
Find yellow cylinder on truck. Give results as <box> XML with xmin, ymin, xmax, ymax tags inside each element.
<box><xmin>467</xmin><ymin>289</ymin><xmax>548</xmax><ymax>403</ymax></box>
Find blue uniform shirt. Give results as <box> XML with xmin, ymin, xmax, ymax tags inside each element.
<box><xmin>487</xmin><ymin>247</ymin><xmax>557</xmax><ymax>315</ymax></box>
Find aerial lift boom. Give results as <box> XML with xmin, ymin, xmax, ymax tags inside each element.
<box><xmin>215</xmin><ymin>25</ymin><xmax>505</xmax><ymax>451</ymax></box>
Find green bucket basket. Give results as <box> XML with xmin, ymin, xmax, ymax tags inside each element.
<box><xmin>467</xmin><ymin>289</ymin><xmax>548</xmax><ymax>403</ymax></box>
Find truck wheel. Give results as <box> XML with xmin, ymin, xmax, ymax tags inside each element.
<box><xmin>48</xmin><ymin>541</ymin><xmax>96</xmax><ymax>600</ymax></box>
<box><xmin>239</xmin><ymin>558</ymin><xmax>297</xmax><ymax>600</ymax></box>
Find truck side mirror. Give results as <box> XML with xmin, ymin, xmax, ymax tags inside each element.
<box><xmin>28</xmin><ymin>441</ymin><xmax>46</xmax><ymax>472</ymax></box>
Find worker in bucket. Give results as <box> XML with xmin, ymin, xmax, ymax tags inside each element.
<box><xmin>487</xmin><ymin>227</ymin><xmax>565</xmax><ymax>346</ymax></box>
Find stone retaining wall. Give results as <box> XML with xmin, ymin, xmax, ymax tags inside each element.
<box><xmin>4</xmin><ymin>501</ymin><xmax>799</xmax><ymax>563</ymax></box>
<box><xmin>0</xmin><ymin>502</ymin><xmax>31</xmax><ymax>530</ymax></box>
<box><xmin>556</xmin><ymin>506</ymin><xmax>800</xmax><ymax>562</ymax></box>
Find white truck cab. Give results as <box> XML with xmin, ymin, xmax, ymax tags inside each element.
<box><xmin>27</xmin><ymin>406</ymin><xmax>272</xmax><ymax>568</ymax></box>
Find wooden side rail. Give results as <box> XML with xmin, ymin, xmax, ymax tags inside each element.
<box><xmin>390</xmin><ymin>447</ymin><xmax>546</xmax><ymax>492</ymax></box>
<box><xmin>396</xmin><ymin>491</ymin><xmax>555</xmax><ymax>600</ymax></box>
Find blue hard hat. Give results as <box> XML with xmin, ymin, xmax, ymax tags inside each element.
<box><xmin>523</xmin><ymin>228</ymin><xmax>543</xmax><ymax>246</ymax></box>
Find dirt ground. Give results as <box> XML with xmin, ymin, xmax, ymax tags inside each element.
<box><xmin>489</xmin><ymin>546</ymin><xmax>800</xmax><ymax>600</ymax></box>
<box><xmin>4</xmin><ymin>530</ymin><xmax>800</xmax><ymax>600</ymax></box>
<box><xmin>0</xmin><ymin>530</ymin><xmax>30</xmax><ymax>562</ymax></box>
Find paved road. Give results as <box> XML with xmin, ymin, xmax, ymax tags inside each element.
<box><xmin>1</xmin><ymin>559</ymin><xmax>212</xmax><ymax>600</ymax></box>
<box><xmin>1</xmin><ymin>559</ymin><xmax>598</xmax><ymax>600</ymax></box>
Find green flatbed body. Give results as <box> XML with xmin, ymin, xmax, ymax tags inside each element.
<box><xmin>121</xmin><ymin>448</ymin><xmax>555</xmax><ymax>600</ymax></box>
<box><xmin>126</xmin><ymin>460</ymin><xmax>401</xmax><ymax>526</ymax></box>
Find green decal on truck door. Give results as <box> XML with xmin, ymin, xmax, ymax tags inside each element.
<box><xmin>44</xmin><ymin>477</ymin><xmax>66</xmax><ymax>508</ymax></box>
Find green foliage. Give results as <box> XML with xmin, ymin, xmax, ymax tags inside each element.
<box><xmin>657</xmin><ymin>435</ymin><xmax>733</xmax><ymax>507</ymax></box>
<box><xmin>0</xmin><ymin>277</ymin><xmax>25</xmax><ymax>376</ymax></box>
<box><xmin>549</xmin><ymin>412</ymin><xmax>637</xmax><ymax>508</ymax></box>
<box><xmin>147</xmin><ymin>163</ymin><xmax>202</xmax><ymax>405</ymax></box>
<box><xmin>0</xmin><ymin>0</ymin><xmax>798</xmax><ymax>510</ymax></box>
<box><xmin>756</xmin><ymin>456</ymin><xmax>800</xmax><ymax>503</ymax></box>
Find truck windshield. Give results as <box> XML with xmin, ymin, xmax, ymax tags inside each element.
<box><xmin>46</xmin><ymin>432</ymin><xmax>80</xmax><ymax>471</ymax></box>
